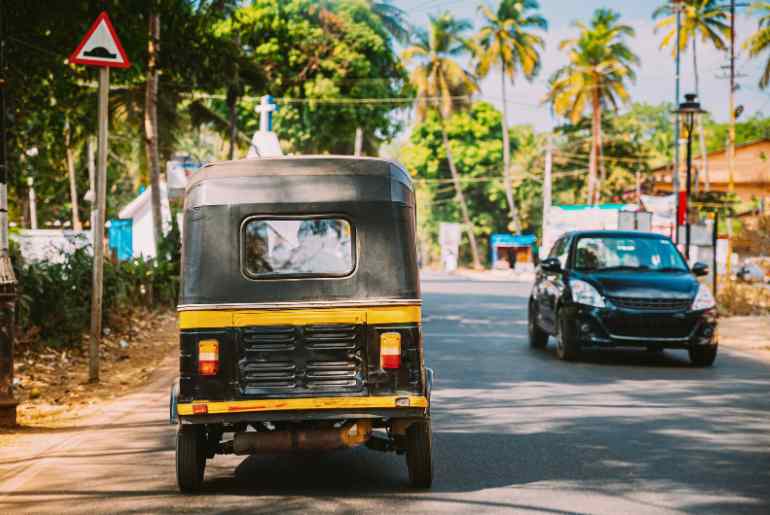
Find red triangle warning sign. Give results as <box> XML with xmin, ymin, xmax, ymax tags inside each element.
<box><xmin>69</xmin><ymin>12</ymin><xmax>131</xmax><ymax>68</ymax></box>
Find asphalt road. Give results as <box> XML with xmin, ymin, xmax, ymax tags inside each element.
<box><xmin>2</xmin><ymin>272</ymin><xmax>770</xmax><ymax>514</ymax></box>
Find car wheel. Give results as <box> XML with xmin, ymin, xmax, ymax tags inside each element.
<box><xmin>556</xmin><ymin>315</ymin><xmax>581</xmax><ymax>362</ymax></box>
<box><xmin>176</xmin><ymin>425</ymin><xmax>206</xmax><ymax>493</ymax></box>
<box><xmin>689</xmin><ymin>345</ymin><xmax>718</xmax><ymax>367</ymax></box>
<box><xmin>528</xmin><ymin>302</ymin><xmax>549</xmax><ymax>349</ymax></box>
<box><xmin>406</xmin><ymin>419</ymin><xmax>433</xmax><ymax>489</ymax></box>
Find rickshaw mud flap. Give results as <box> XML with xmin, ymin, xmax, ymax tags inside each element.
<box><xmin>230</xmin><ymin>420</ymin><xmax>372</xmax><ymax>454</ymax></box>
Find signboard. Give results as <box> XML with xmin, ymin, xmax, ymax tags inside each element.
<box><xmin>69</xmin><ymin>12</ymin><xmax>130</xmax><ymax>68</ymax></box>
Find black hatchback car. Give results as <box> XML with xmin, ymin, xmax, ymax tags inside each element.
<box><xmin>528</xmin><ymin>231</ymin><xmax>718</xmax><ymax>366</ymax></box>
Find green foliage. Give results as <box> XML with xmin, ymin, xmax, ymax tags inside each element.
<box><xmin>13</xmin><ymin>226</ymin><xmax>180</xmax><ymax>348</ymax></box>
<box><xmin>213</xmin><ymin>0</ymin><xmax>408</xmax><ymax>154</ymax></box>
<box><xmin>402</xmin><ymin>102</ymin><xmax>540</xmax><ymax>262</ymax></box>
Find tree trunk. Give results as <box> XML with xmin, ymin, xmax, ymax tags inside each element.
<box><xmin>693</xmin><ymin>36</ymin><xmax>709</xmax><ymax>193</ymax></box>
<box><xmin>227</xmin><ymin>32</ymin><xmax>240</xmax><ymax>160</ymax></box>
<box><xmin>588</xmin><ymin>91</ymin><xmax>601</xmax><ymax>205</ymax></box>
<box><xmin>144</xmin><ymin>10</ymin><xmax>163</xmax><ymax>254</ymax></box>
<box><xmin>500</xmin><ymin>67</ymin><xmax>520</xmax><ymax>233</ymax></box>
<box><xmin>64</xmin><ymin>118</ymin><xmax>82</xmax><ymax>231</ymax></box>
<box><xmin>439</xmin><ymin>115</ymin><xmax>481</xmax><ymax>269</ymax></box>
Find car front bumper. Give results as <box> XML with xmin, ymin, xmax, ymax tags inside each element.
<box><xmin>561</xmin><ymin>304</ymin><xmax>718</xmax><ymax>350</ymax></box>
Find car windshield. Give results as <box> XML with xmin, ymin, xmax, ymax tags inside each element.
<box><xmin>573</xmin><ymin>236</ymin><xmax>687</xmax><ymax>272</ymax></box>
<box><xmin>242</xmin><ymin>217</ymin><xmax>354</xmax><ymax>278</ymax></box>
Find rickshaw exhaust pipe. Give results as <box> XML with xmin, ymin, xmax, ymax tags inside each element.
<box><xmin>233</xmin><ymin>421</ymin><xmax>372</xmax><ymax>454</ymax></box>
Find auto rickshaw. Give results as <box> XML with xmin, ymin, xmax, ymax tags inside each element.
<box><xmin>171</xmin><ymin>156</ymin><xmax>432</xmax><ymax>492</ymax></box>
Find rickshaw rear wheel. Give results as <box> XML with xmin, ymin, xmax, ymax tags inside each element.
<box><xmin>176</xmin><ymin>425</ymin><xmax>206</xmax><ymax>493</ymax></box>
<box><xmin>406</xmin><ymin>419</ymin><xmax>433</xmax><ymax>488</ymax></box>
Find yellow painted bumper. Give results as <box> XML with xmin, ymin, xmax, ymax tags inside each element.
<box><xmin>177</xmin><ymin>395</ymin><xmax>429</xmax><ymax>416</ymax></box>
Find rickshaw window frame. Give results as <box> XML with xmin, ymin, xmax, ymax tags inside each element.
<box><xmin>239</xmin><ymin>214</ymin><xmax>359</xmax><ymax>282</ymax></box>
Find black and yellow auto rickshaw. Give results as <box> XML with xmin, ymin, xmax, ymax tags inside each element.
<box><xmin>170</xmin><ymin>156</ymin><xmax>432</xmax><ymax>492</ymax></box>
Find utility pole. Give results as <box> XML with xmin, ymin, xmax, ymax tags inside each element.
<box><xmin>673</xmin><ymin>0</ymin><xmax>682</xmax><ymax>244</ymax></box>
<box><xmin>727</xmin><ymin>0</ymin><xmax>737</xmax><ymax>276</ymax></box>
<box><xmin>0</xmin><ymin>1</ymin><xmax>17</xmax><ymax>427</ymax></box>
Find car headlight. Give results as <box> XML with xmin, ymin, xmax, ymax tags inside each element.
<box><xmin>569</xmin><ymin>279</ymin><xmax>605</xmax><ymax>308</ymax></box>
<box><xmin>691</xmin><ymin>284</ymin><xmax>716</xmax><ymax>311</ymax></box>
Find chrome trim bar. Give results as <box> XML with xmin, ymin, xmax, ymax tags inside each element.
<box><xmin>177</xmin><ymin>298</ymin><xmax>422</xmax><ymax>311</ymax></box>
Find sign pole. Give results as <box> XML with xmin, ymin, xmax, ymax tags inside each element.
<box><xmin>89</xmin><ymin>66</ymin><xmax>109</xmax><ymax>383</ymax></box>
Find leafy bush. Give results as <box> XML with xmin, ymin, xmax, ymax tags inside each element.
<box><xmin>717</xmin><ymin>280</ymin><xmax>770</xmax><ymax>317</ymax></box>
<box><xmin>12</xmin><ymin>224</ymin><xmax>180</xmax><ymax>348</ymax></box>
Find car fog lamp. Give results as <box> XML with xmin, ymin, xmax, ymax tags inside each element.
<box><xmin>569</xmin><ymin>279</ymin><xmax>606</xmax><ymax>308</ymax></box>
<box><xmin>691</xmin><ymin>284</ymin><xmax>716</xmax><ymax>311</ymax></box>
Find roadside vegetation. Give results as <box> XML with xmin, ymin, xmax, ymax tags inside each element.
<box><xmin>5</xmin><ymin>0</ymin><xmax>770</xmax><ymax>335</ymax></box>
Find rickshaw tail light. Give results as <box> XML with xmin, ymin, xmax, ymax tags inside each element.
<box><xmin>380</xmin><ymin>332</ymin><xmax>401</xmax><ymax>369</ymax></box>
<box><xmin>198</xmin><ymin>339</ymin><xmax>220</xmax><ymax>376</ymax></box>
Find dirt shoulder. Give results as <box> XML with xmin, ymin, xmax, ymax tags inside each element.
<box><xmin>718</xmin><ymin>316</ymin><xmax>770</xmax><ymax>361</ymax></box>
<box><xmin>0</xmin><ymin>310</ymin><xmax>177</xmax><ymax>446</ymax></box>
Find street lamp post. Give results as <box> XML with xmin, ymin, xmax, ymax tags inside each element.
<box><xmin>675</xmin><ymin>93</ymin><xmax>707</xmax><ymax>262</ymax></box>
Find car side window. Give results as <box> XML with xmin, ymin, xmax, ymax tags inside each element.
<box><xmin>548</xmin><ymin>238</ymin><xmax>563</xmax><ymax>259</ymax></box>
<box><xmin>547</xmin><ymin>238</ymin><xmax>569</xmax><ymax>270</ymax></box>
<box><xmin>556</xmin><ymin>238</ymin><xmax>569</xmax><ymax>269</ymax></box>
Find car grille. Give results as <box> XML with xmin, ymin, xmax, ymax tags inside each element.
<box><xmin>608</xmin><ymin>296</ymin><xmax>692</xmax><ymax>312</ymax></box>
<box><xmin>602</xmin><ymin>316</ymin><xmax>696</xmax><ymax>339</ymax></box>
<box><xmin>238</xmin><ymin>324</ymin><xmax>365</xmax><ymax>396</ymax></box>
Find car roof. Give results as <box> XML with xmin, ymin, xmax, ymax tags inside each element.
<box><xmin>564</xmin><ymin>230</ymin><xmax>670</xmax><ymax>240</ymax></box>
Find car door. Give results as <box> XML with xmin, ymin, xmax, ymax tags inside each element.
<box><xmin>537</xmin><ymin>237</ymin><xmax>567</xmax><ymax>332</ymax></box>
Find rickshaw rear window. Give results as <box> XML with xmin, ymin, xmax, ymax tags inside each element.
<box><xmin>242</xmin><ymin>217</ymin><xmax>355</xmax><ymax>279</ymax></box>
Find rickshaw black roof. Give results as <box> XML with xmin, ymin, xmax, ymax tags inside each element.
<box><xmin>185</xmin><ymin>156</ymin><xmax>413</xmax><ymax>209</ymax></box>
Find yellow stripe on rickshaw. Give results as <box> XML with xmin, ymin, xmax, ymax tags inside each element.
<box><xmin>178</xmin><ymin>305</ymin><xmax>421</xmax><ymax>329</ymax></box>
<box><xmin>177</xmin><ymin>395</ymin><xmax>429</xmax><ymax>416</ymax></box>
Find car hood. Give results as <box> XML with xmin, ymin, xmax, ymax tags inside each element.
<box><xmin>574</xmin><ymin>271</ymin><xmax>698</xmax><ymax>299</ymax></box>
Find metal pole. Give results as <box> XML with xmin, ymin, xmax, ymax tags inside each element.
<box><xmin>726</xmin><ymin>0</ymin><xmax>736</xmax><ymax>276</ymax></box>
<box><xmin>685</xmin><ymin>118</ymin><xmax>693</xmax><ymax>262</ymax></box>
<box><xmin>712</xmin><ymin>211</ymin><xmax>718</xmax><ymax>296</ymax></box>
<box><xmin>89</xmin><ymin>67</ymin><xmax>109</xmax><ymax>383</ymax></box>
<box><xmin>543</xmin><ymin>135</ymin><xmax>552</xmax><ymax>224</ymax></box>
<box><xmin>0</xmin><ymin>0</ymin><xmax>17</xmax><ymax>426</ymax></box>
<box><xmin>674</xmin><ymin>4</ymin><xmax>682</xmax><ymax>244</ymax></box>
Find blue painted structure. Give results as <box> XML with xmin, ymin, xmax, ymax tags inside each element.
<box><xmin>108</xmin><ymin>219</ymin><xmax>133</xmax><ymax>261</ymax></box>
<box><xmin>489</xmin><ymin>233</ymin><xmax>537</xmax><ymax>267</ymax></box>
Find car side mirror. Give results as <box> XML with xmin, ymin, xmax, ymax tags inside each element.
<box><xmin>540</xmin><ymin>257</ymin><xmax>562</xmax><ymax>273</ymax></box>
<box><xmin>692</xmin><ymin>262</ymin><xmax>709</xmax><ymax>277</ymax></box>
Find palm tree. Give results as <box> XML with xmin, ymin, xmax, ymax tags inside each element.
<box><xmin>544</xmin><ymin>8</ymin><xmax>639</xmax><ymax>205</ymax></box>
<box><xmin>475</xmin><ymin>0</ymin><xmax>546</xmax><ymax>233</ymax></box>
<box><xmin>367</xmin><ymin>0</ymin><xmax>411</xmax><ymax>43</ymax></box>
<box><xmin>654</xmin><ymin>0</ymin><xmax>729</xmax><ymax>192</ymax></box>
<box><xmin>744</xmin><ymin>2</ymin><xmax>770</xmax><ymax>89</ymax></box>
<box><xmin>402</xmin><ymin>13</ymin><xmax>482</xmax><ymax>268</ymax></box>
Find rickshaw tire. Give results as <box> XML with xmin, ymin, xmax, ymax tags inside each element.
<box><xmin>406</xmin><ymin>419</ymin><xmax>433</xmax><ymax>489</ymax></box>
<box><xmin>176</xmin><ymin>425</ymin><xmax>206</xmax><ymax>493</ymax></box>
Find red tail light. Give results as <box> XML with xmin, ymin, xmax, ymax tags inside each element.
<box><xmin>380</xmin><ymin>332</ymin><xmax>401</xmax><ymax>369</ymax></box>
<box><xmin>198</xmin><ymin>339</ymin><xmax>219</xmax><ymax>376</ymax></box>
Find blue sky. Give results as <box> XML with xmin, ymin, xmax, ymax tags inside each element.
<box><xmin>393</xmin><ymin>0</ymin><xmax>770</xmax><ymax>132</ymax></box>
